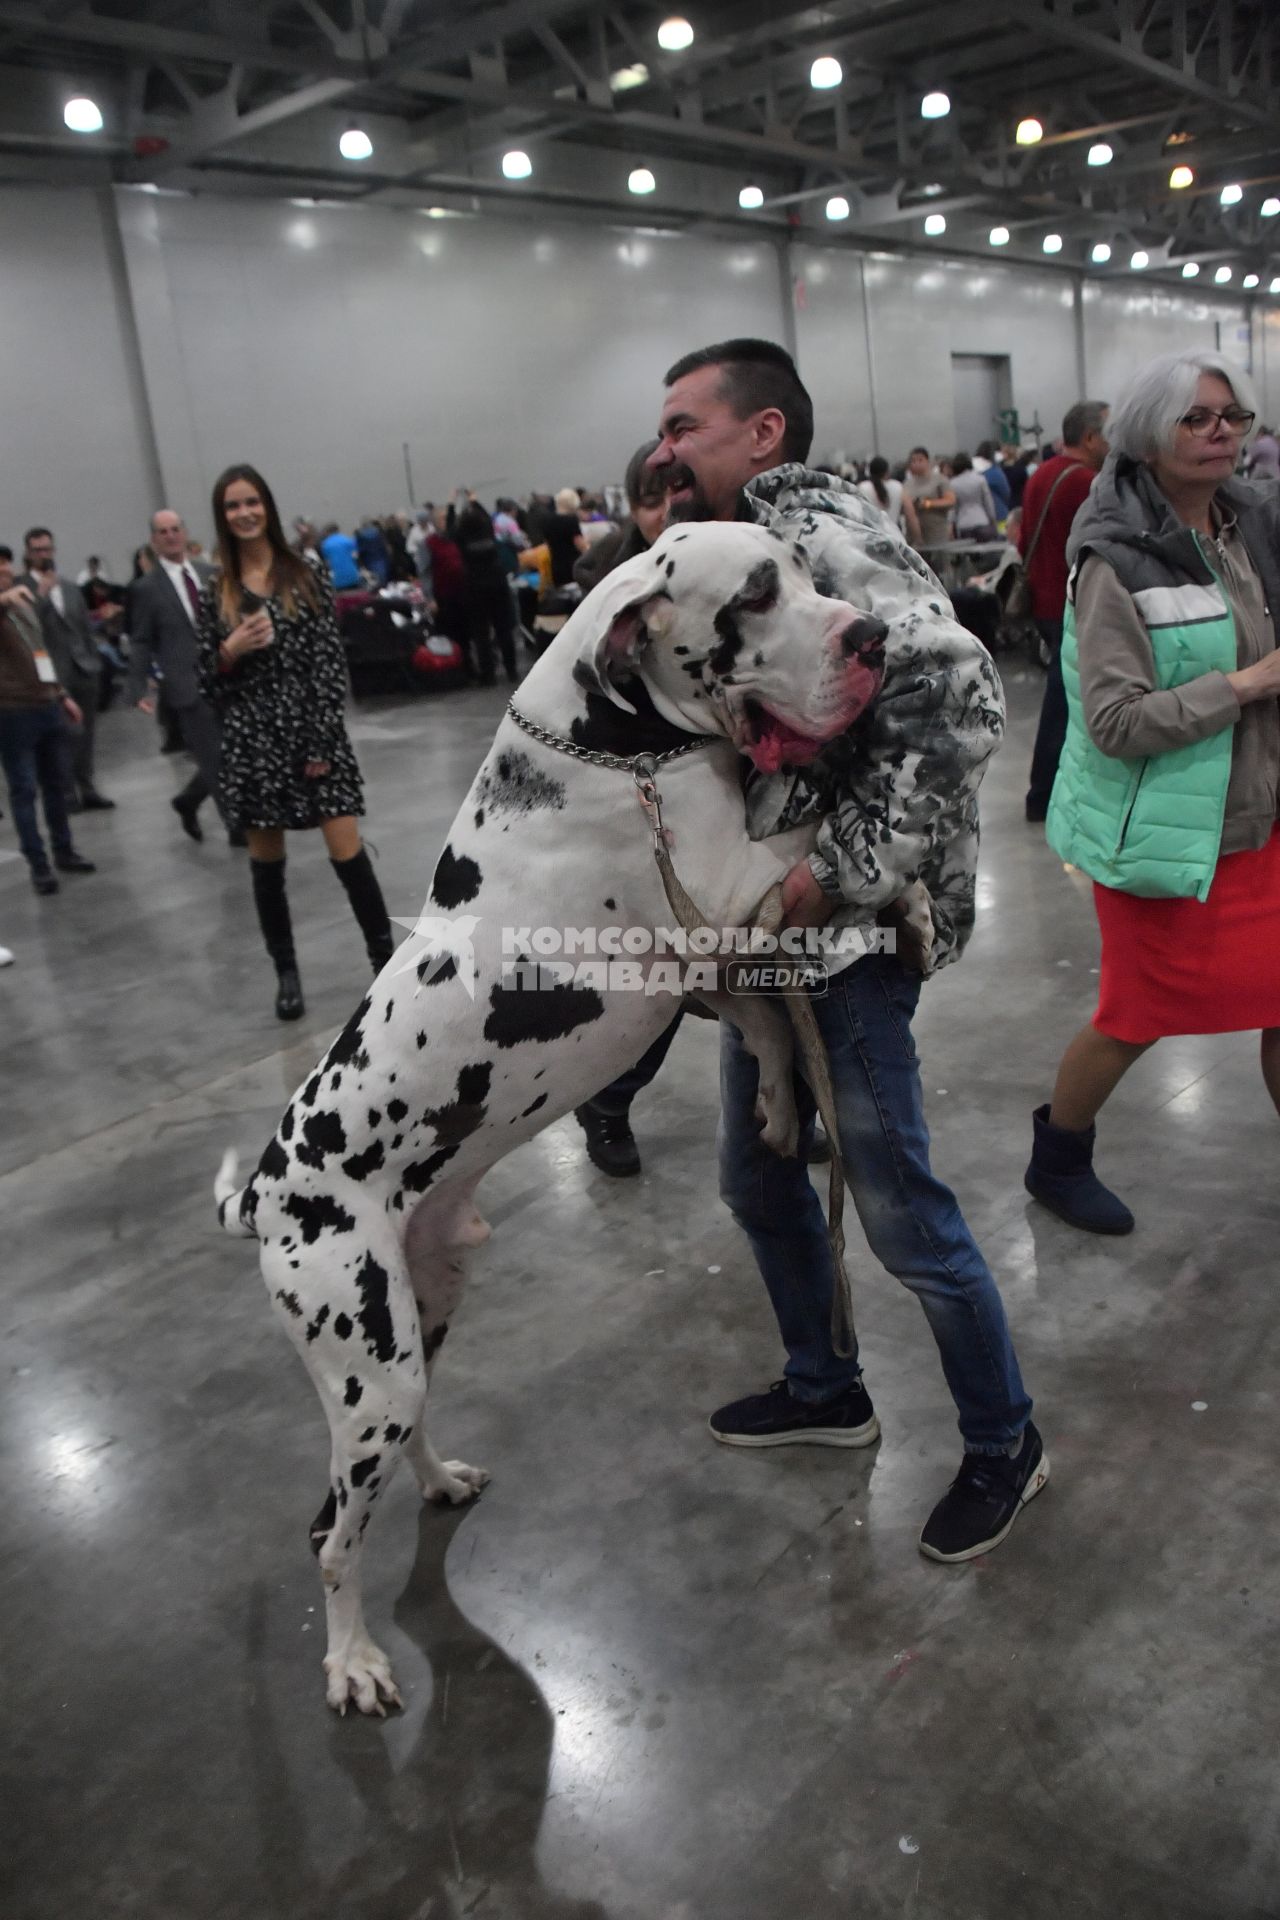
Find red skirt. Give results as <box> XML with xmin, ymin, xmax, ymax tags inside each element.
<box><xmin>1093</xmin><ymin>826</ymin><xmax>1280</xmax><ymax>1043</ymax></box>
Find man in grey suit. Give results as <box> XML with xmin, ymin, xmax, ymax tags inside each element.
<box><xmin>127</xmin><ymin>508</ymin><xmax>236</xmax><ymax>845</ymax></box>
<box><xmin>22</xmin><ymin>526</ymin><xmax>114</xmax><ymax>811</ymax></box>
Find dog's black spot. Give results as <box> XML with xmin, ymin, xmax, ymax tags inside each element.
<box><xmin>416</xmin><ymin>1031</ymin><xmax>427</xmax><ymax>1049</ymax></box>
<box><xmin>309</xmin><ymin>1489</ymin><xmax>337</xmax><ymax>1555</ymax></box>
<box><xmin>569</xmin><ymin>680</ymin><xmax>693</xmax><ymax>758</ymax></box>
<box><xmin>387</xmin><ymin>1097</ymin><xmax>408</xmax><ymax>1123</ymax></box>
<box><xmin>350</xmin><ymin>1454</ymin><xmax>381</xmax><ymax>1489</ymax></box>
<box><xmin>355</xmin><ymin>1251</ymin><xmax>396</xmax><ymax>1363</ymax></box>
<box><xmin>344</xmin><ymin>1374</ymin><xmax>362</xmax><ymax>1405</ymax></box>
<box><xmin>326</xmin><ymin>995</ymin><xmax>373</xmax><ymax>1074</ymax></box>
<box><xmin>341</xmin><ymin>1140</ymin><xmax>385</xmax><ymax>1182</ymax></box>
<box><xmin>534</xmin><ymin>1068</ymin><xmax>545</xmax><ymax>1080</ymax></box>
<box><xmin>359</xmin><ymin>1425</ymin><xmax>376</xmax><ymax>1443</ymax></box>
<box><xmin>665</xmin><ymin>558</ymin><xmax>676</xmax><ymax>577</ymax></box>
<box><xmin>384</xmin><ymin>1001</ymin><xmax>393</xmax><ymax>1023</ymax></box>
<box><xmin>305</xmin><ymin>1303</ymin><xmax>330</xmax><ymax>1343</ymax></box>
<box><xmin>401</xmin><ymin>1144</ymin><xmax>458</xmax><ymax>1195</ymax></box>
<box><xmin>390</xmin><ymin>1135</ymin><xmax>402</xmax><ymax>1151</ymax></box>
<box><xmin>367</xmin><ymin>1108</ymin><xmax>381</xmax><ymax>1129</ymax></box>
<box><xmin>359</xmin><ymin>1514</ymin><xmax>370</xmax><ymax>1536</ymax></box>
<box><xmin>335</xmin><ymin>1313</ymin><xmax>353</xmax><ymax>1340</ymax></box>
<box><xmin>280</xmin><ymin>1105</ymin><xmax>295</xmax><ymax>1142</ymax></box>
<box><xmin>258</xmin><ymin>1136</ymin><xmax>289</xmax><ymax>1181</ymax></box>
<box><xmin>475</xmin><ymin>749</ymin><xmax>566</xmax><ymax>819</ymax></box>
<box><xmin>283</xmin><ymin>1192</ymin><xmax>355</xmax><ymax>1244</ymax></box>
<box><xmin>301</xmin><ymin>1073</ymin><xmax>321</xmax><ymax>1107</ymax></box>
<box><xmin>709</xmin><ymin>559</ymin><xmax>779</xmax><ymax>677</ymax></box>
<box><xmin>419</xmin><ymin>1060</ymin><xmax>493</xmax><ymax>1150</ymax></box>
<box><xmin>673</xmin><ymin>644</ymin><xmax>689</xmax><ymax>655</ymax></box>
<box><xmin>383</xmin><ymin>1422</ymin><xmax>402</xmax><ymax>1443</ymax></box>
<box><xmin>474</xmin><ymin>807</ymin><xmax>484</xmax><ymax>829</ymax></box>
<box><xmin>275</xmin><ymin>1288</ymin><xmax>303</xmax><ymax>1318</ymax></box>
<box><xmin>604</xmin><ymin>897</ymin><xmax>616</xmax><ymax>910</ymax></box>
<box><xmin>337</xmin><ymin>1478</ymin><xmax>347</xmax><ymax>1506</ymax></box>
<box><xmin>483</xmin><ymin>966</ymin><xmax>604</xmax><ymax>1049</ymax></box>
<box><xmin>522</xmin><ymin>1092</ymin><xmax>548</xmax><ymax>1118</ymax></box>
<box><xmin>674</xmin><ymin>532</ymin><xmax>689</xmax><ymax>541</ymax></box>
<box><xmin>753</xmin><ymin>650</ymin><xmax>765</xmax><ymax>668</ymax></box>
<box><xmin>418</xmin><ymin>952</ymin><xmax>457</xmax><ymax>986</ymax></box>
<box><xmin>423</xmin><ymin>1322</ymin><xmax>448</xmax><ymax>1362</ymax></box>
<box><xmin>431</xmin><ymin>843</ymin><xmax>482</xmax><ymax>909</ymax></box>
<box><xmin>296</xmin><ymin>1107</ymin><xmax>347</xmax><ymax>1171</ymax></box>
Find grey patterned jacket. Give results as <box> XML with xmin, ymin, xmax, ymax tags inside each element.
<box><xmin>739</xmin><ymin>464</ymin><xmax>1005</xmax><ymax>973</ymax></box>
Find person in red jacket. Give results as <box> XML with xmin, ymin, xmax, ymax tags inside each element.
<box><xmin>1020</xmin><ymin>401</ymin><xmax>1110</xmax><ymax>820</ymax></box>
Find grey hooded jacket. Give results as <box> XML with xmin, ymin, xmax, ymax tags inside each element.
<box><xmin>739</xmin><ymin>464</ymin><xmax>1005</xmax><ymax>973</ymax></box>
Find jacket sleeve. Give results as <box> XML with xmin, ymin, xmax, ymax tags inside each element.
<box><xmin>1075</xmin><ymin>554</ymin><xmax>1240</xmax><ymax>760</ymax></box>
<box><xmin>808</xmin><ymin>602</ymin><xmax>1005</xmax><ymax>914</ymax></box>
<box><xmin>125</xmin><ymin>582</ymin><xmax>157</xmax><ymax>702</ymax></box>
<box><xmin>196</xmin><ymin>583</ymin><xmax>234</xmax><ymax>708</ymax></box>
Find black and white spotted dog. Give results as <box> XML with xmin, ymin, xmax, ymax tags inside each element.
<box><xmin>215</xmin><ymin>520</ymin><xmax>886</xmax><ymax>1714</ymax></box>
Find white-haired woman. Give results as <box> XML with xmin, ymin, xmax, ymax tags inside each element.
<box><xmin>1025</xmin><ymin>349</ymin><xmax>1280</xmax><ymax>1233</ymax></box>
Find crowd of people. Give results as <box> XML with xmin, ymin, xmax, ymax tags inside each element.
<box><xmin>3</xmin><ymin>334</ymin><xmax>1278</xmax><ymax>1564</ymax></box>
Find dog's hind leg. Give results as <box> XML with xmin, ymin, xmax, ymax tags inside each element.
<box><xmin>401</xmin><ymin>1179</ymin><xmax>492</xmax><ymax>1506</ymax></box>
<box><xmin>262</xmin><ymin>1228</ymin><xmax>426</xmax><ymax>1716</ymax></box>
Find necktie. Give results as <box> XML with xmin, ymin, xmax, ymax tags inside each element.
<box><xmin>181</xmin><ymin>567</ymin><xmax>201</xmax><ymax>621</ymax></box>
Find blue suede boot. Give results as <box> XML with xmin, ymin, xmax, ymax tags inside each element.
<box><xmin>1025</xmin><ymin>1103</ymin><xmax>1135</xmax><ymax>1235</ymax></box>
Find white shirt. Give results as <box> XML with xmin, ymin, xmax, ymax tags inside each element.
<box><xmin>161</xmin><ymin>554</ymin><xmax>201</xmax><ymax>626</ymax></box>
<box><xmin>857</xmin><ymin>476</ymin><xmax>907</xmax><ymax>530</ymax></box>
<box><xmin>49</xmin><ymin>579</ymin><xmax>65</xmax><ymax>617</ymax></box>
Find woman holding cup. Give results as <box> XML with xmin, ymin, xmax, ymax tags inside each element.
<box><xmin>199</xmin><ymin>463</ymin><xmax>394</xmax><ymax>1021</ymax></box>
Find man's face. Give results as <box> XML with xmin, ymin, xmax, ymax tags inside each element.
<box><xmin>907</xmin><ymin>452</ymin><xmax>930</xmax><ymax>480</ymax></box>
<box><xmin>650</xmin><ymin>365</ymin><xmax>776</xmax><ymax>523</ymax></box>
<box><xmin>1082</xmin><ymin>411</ymin><xmax>1111</xmax><ymax>471</ymax></box>
<box><xmin>25</xmin><ymin>532</ymin><xmax>55</xmax><ymax>573</ymax></box>
<box><xmin>151</xmin><ymin>511</ymin><xmax>188</xmax><ymax>562</ymax></box>
<box><xmin>0</xmin><ymin>554</ymin><xmax>14</xmax><ymax>594</ymax></box>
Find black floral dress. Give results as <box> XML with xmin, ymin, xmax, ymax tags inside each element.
<box><xmin>197</xmin><ymin>558</ymin><xmax>364</xmax><ymax>831</ymax></box>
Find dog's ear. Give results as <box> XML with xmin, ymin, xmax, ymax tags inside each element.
<box><xmin>569</xmin><ymin>553</ymin><xmax>673</xmax><ymax>713</ymax></box>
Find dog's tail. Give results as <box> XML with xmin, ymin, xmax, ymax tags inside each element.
<box><xmin>215</xmin><ymin>1148</ymin><xmax>258</xmax><ymax>1239</ymax></box>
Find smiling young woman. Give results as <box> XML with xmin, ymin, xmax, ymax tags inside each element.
<box><xmin>198</xmin><ymin>463</ymin><xmax>395</xmax><ymax>1021</ymax></box>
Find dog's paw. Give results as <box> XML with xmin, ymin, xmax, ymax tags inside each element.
<box><xmin>429</xmin><ymin>1460</ymin><xmax>491</xmax><ymax>1507</ymax></box>
<box><xmin>324</xmin><ymin>1640</ymin><xmax>403</xmax><ymax>1717</ymax></box>
<box><xmin>755</xmin><ymin>1091</ymin><xmax>799</xmax><ymax>1160</ymax></box>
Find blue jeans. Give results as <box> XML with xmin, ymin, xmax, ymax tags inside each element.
<box><xmin>0</xmin><ymin>704</ymin><xmax>74</xmax><ymax>872</ymax></box>
<box><xmin>718</xmin><ymin>954</ymin><xmax>1031</xmax><ymax>1455</ymax></box>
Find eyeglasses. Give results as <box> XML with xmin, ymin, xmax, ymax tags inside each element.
<box><xmin>1178</xmin><ymin>406</ymin><xmax>1256</xmax><ymax>437</ymax></box>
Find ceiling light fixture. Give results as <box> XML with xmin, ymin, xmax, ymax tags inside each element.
<box><xmin>1182</xmin><ymin>260</ymin><xmax>1200</xmax><ymax>277</ymax></box>
<box><xmin>1215</xmin><ymin>265</ymin><xmax>1233</xmax><ymax>282</ymax></box>
<box><xmin>811</xmin><ymin>56</ymin><xmax>843</xmax><ymax>89</ymax></box>
<box><xmin>1263</xmin><ymin>198</ymin><xmax>1280</xmax><ymax>217</ymax></box>
<box><xmin>610</xmin><ymin>63</ymin><xmax>649</xmax><ymax>90</ymax></box>
<box><xmin>628</xmin><ymin>167</ymin><xmax>656</xmax><ymax>194</ymax></box>
<box><xmin>1169</xmin><ymin>164</ymin><xmax>1194</xmax><ymax>189</ymax></box>
<box><xmin>657</xmin><ymin>16</ymin><xmax>694</xmax><ymax>51</ymax></box>
<box><xmin>64</xmin><ymin>96</ymin><xmax>104</xmax><ymax>133</ymax></box>
<box><xmin>1271</xmin><ymin>278</ymin><xmax>1280</xmax><ymax>293</ymax></box>
<box><xmin>826</xmin><ymin>195</ymin><xmax>850</xmax><ymax>221</ymax></box>
<box><xmin>1130</xmin><ymin>250</ymin><xmax>1149</xmax><ymax>269</ymax></box>
<box><xmin>501</xmin><ymin>149</ymin><xmax>532</xmax><ymax>179</ymax></box>
<box><xmin>1042</xmin><ymin>232</ymin><xmax>1063</xmax><ymax>253</ymax></box>
<box><xmin>1244</xmin><ymin>272</ymin><xmax>1260</xmax><ymax>288</ymax></box>
<box><xmin>1015</xmin><ymin>117</ymin><xmax>1043</xmax><ymax>145</ymax></box>
<box><xmin>1087</xmin><ymin>143</ymin><xmax>1113</xmax><ymax>167</ymax></box>
<box><xmin>924</xmin><ymin>212</ymin><xmax>946</xmax><ymax>236</ymax></box>
<box><xmin>989</xmin><ymin>226</ymin><xmax>1010</xmax><ymax>246</ymax></box>
<box><xmin>1091</xmin><ymin>241</ymin><xmax>1112</xmax><ymax>263</ymax></box>
<box><xmin>921</xmin><ymin>90</ymin><xmax>950</xmax><ymax>119</ymax></box>
<box><xmin>339</xmin><ymin>127</ymin><xmax>373</xmax><ymax>160</ymax></box>
<box><xmin>1220</xmin><ymin>183</ymin><xmax>1243</xmax><ymax>205</ymax></box>
<box><xmin>738</xmin><ymin>184</ymin><xmax>764</xmax><ymax>210</ymax></box>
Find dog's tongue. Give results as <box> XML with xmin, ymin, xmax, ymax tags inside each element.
<box><xmin>746</xmin><ymin>714</ymin><xmax>823</xmax><ymax>774</ymax></box>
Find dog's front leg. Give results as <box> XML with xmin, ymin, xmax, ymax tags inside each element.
<box><xmin>695</xmin><ymin>988</ymin><xmax>799</xmax><ymax>1158</ymax></box>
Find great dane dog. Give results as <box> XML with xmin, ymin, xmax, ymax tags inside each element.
<box><xmin>216</xmin><ymin>519</ymin><xmax>887</xmax><ymax>1714</ymax></box>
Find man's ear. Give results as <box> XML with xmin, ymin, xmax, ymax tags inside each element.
<box><xmin>568</xmin><ymin>553</ymin><xmax>673</xmax><ymax>712</ymax></box>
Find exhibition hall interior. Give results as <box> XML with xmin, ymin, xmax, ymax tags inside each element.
<box><xmin>3</xmin><ymin>2</ymin><xmax>1279</xmax><ymax>1916</ymax></box>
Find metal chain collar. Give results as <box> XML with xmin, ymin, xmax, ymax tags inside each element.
<box><xmin>506</xmin><ymin>700</ymin><xmax>719</xmax><ymax>773</ymax></box>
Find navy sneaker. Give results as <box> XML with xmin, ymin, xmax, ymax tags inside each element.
<box><xmin>709</xmin><ymin>1378</ymin><xmax>880</xmax><ymax>1449</ymax></box>
<box><xmin>919</xmin><ymin>1422</ymin><xmax>1049</xmax><ymax>1562</ymax></box>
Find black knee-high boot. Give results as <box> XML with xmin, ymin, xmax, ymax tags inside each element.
<box><xmin>250</xmin><ymin>856</ymin><xmax>304</xmax><ymax>1020</ymax></box>
<box><xmin>331</xmin><ymin>845</ymin><xmax>396</xmax><ymax>973</ymax></box>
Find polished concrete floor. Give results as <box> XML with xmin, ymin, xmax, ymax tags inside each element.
<box><xmin>3</xmin><ymin>659</ymin><xmax>1278</xmax><ymax>1920</ymax></box>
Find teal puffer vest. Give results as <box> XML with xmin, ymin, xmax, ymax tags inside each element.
<box><xmin>1047</xmin><ymin>549</ymin><xmax>1236</xmax><ymax>900</ymax></box>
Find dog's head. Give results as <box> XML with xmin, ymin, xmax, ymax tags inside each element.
<box><xmin>566</xmin><ymin>521</ymin><xmax>885</xmax><ymax>771</ymax></box>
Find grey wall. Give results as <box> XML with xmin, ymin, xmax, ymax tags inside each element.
<box><xmin>0</xmin><ymin>182</ymin><xmax>1272</xmax><ymax>576</ymax></box>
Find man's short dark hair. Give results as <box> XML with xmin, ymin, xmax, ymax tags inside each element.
<box><xmin>1062</xmin><ymin>401</ymin><xmax>1108</xmax><ymax>446</ymax></box>
<box><xmin>23</xmin><ymin>526</ymin><xmax>52</xmax><ymax>548</ymax></box>
<box><xmin>0</xmin><ymin>545</ymin><xmax>12</xmax><ymax>562</ymax></box>
<box><xmin>909</xmin><ymin>446</ymin><xmax>930</xmax><ymax>459</ymax></box>
<box><xmin>664</xmin><ymin>338</ymin><xmax>814</xmax><ymax>464</ymax></box>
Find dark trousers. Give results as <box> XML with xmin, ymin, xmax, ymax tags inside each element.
<box><xmin>61</xmin><ymin>662</ymin><xmax>100</xmax><ymax>799</ymax></box>
<box><xmin>465</xmin><ymin>574</ymin><xmax>517</xmax><ymax>683</ymax></box>
<box><xmin>173</xmin><ymin>699</ymin><xmax>227</xmax><ymax>821</ymax></box>
<box><xmin>0</xmin><ymin>704</ymin><xmax>74</xmax><ymax>871</ymax></box>
<box><xmin>1026</xmin><ymin>618</ymin><xmax>1066</xmax><ymax>819</ymax></box>
<box><xmin>590</xmin><ymin>1008</ymin><xmax>685</xmax><ymax>1115</ymax></box>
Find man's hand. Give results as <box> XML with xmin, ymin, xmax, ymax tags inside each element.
<box><xmin>0</xmin><ymin>584</ymin><xmax>34</xmax><ymax>611</ymax></box>
<box><xmin>136</xmin><ymin>696</ymin><xmax>156</xmax><ymax>716</ymax></box>
<box><xmin>34</xmin><ymin>568</ymin><xmax>57</xmax><ymax>598</ymax></box>
<box><xmin>781</xmin><ymin>858</ymin><xmax>835</xmax><ymax>930</ymax></box>
<box><xmin>61</xmin><ymin>696</ymin><xmax>83</xmax><ymax>726</ymax></box>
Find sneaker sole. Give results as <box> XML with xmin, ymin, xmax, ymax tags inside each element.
<box><xmin>918</xmin><ymin>1451</ymin><xmax>1050</xmax><ymax>1563</ymax></box>
<box><xmin>1024</xmin><ymin>1178</ymin><xmax>1134</xmax><ymax>1236</ymax></box>
<box><xmin>709</xmin><ymin>1413</ymin><xmax>881</xmax><ymax>1450</ymax></box>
